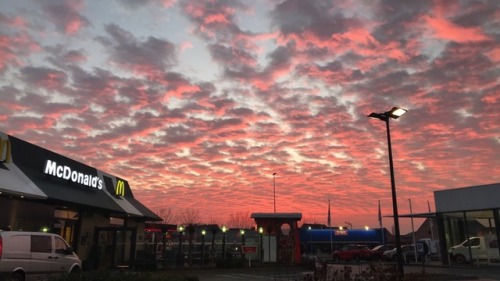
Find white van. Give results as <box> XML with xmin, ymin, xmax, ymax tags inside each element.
<box><xmin>449</xmin><ymin>236</ymin><xmax>499</xmax><ymax>264</ymax></box>
<box><xmin>0</xmin><ymin>231</ymin><xmax>82</xmax><ymax>281</ymax></box>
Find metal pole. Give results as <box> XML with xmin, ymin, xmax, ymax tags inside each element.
<box><xmin>222</xmin><ymin>231</ymin><xmax>226</xmax><ymax>261</ymax></box>
<box><xmin>260</xmin><ymin>231</ymin><xmax>263</xmax><ymax>263</ymax></box>
<box><xmin>201</xmin><ymin>231</ymin><xmax>205</xmax><ymax>267</ymax></box>
<box><xmin>178</xmin><ymin>231</ymin><xmax>183</xmax><ymax>266</ymax></box>
<box><xmin>385</xmin><ymin>117</ymin><xmax>404</xmax><ymax>278</ymax></box>
<box><xmin>273</xmin><ymin>173</ymin><xmax>277</xmax><ymax>213</ymax></box>
<box><xmin>410</xmin><ymin>199</ymin><xmax>417</xmax><ymax>262</ymax></box>
<box><xmin>427</xmin><ymin>200</ymin><xmax>435</xmax><ymax>241</ymax></box>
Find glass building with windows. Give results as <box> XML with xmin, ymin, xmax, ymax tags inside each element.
<box><xmin>435</xmin><ymin>183</ymin><xmax>500</xmax><ymax>265</ymax></box>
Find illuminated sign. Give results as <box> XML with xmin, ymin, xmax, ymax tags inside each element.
<box><xmin>115</xmin><ymin>180</ymin><xmax>125</xmax><ymax>196</ymax></box>
<box><xmin>334</xmin><ymin>230</ymin><xmax>348</xmax><ymax>236</ymax></box>
<box><xmin>43</xmin><ymin>159</ymin><xmax>103</xmax><ymax>190</ymax></box>
<box><xmin>0</xmin><ymin>138</ymin><xmax>12</xmax><ymax>163</ymax></box>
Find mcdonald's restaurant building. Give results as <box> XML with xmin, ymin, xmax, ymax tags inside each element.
<box><xmin>0</xmin><ymin>132</ymin><xmax>161</xmax><ymax>269</ymax></box>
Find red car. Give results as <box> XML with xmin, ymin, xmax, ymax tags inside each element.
<box><xmin>332</xmin><ymin>244</ymin><xmax>372</xmax><ymax>262</ymax></box>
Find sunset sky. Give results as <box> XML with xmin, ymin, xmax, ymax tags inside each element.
<box><xmin>1</xmin><ymin>0</ymin><xmax>498</xmax><ymax>234</ymax></box>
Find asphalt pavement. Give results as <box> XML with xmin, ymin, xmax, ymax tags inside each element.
<box><xmin>188</xmin><ymin>262</ymin><xmax>500</xmax><ymax>281</ymax></box>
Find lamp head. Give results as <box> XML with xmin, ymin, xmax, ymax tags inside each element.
<box><xmin>368</xmin><ymin>107</ymin><xmax>407</xmax><ymax>121</ymax></box>
<box><xmin>388</xmin><ymin>107</ymin><xmax>407</xmax><ymax>119</ymax></box>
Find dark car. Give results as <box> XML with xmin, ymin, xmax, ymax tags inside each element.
<box><xmin>369</xmin><ymin>244</ymin><xmax>393</xmax><ymax>261</ymax></box>
<box><xmin>382</xmin><ymin>245</ymin><xmax>420</xmax><ymax>262</ymax></box>
<box><xmin>332</xmin><ymin>244</ymin><xmax>372</xmax><ymax>262</ymax></box>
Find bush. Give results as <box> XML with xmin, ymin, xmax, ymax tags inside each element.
<box><xmin>303</xmin><ymin>263</ymin><xmax>475</xmax><ymax>281</ymax></box>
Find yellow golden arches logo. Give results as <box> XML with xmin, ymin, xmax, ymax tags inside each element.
<box><xmin>0</xmin><ymin>138</ymin><xmax>12</xmax><ymax>163</ymax></box>
<box><xmin>115</xmin><ymin>180</ymin><xmax>125</xmax><ymax>196</ymax></box>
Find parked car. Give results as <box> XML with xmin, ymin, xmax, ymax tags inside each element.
<box><xmin>0</xmin><ymin>231</ymin><xmax>82</xmax><ymax>281</ymax></box>
<box><xmin>383</xmin><ymin>245</ymin><xmax>420</xmax><ymax>262</ymax></box>
<box><xmin>369</xmin><ymin>245</ymin><xmax>393</xmax><ymax>261</ymax></box>
<box><xmin>449</xmin><ymin>236</ymin><xmax>499</xmax><ymax>264</ymax></box>
<box><xmin>332</xmin><ymin>244</ymin><xmax>372</xmax><ymax>262</ymax></box>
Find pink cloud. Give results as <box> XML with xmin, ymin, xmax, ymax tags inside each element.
<box><xmin>38</xmin><ymin>0</ymin><xmax>89</xmax><ymax>34</ymax></box>
<box><xmin>424</xmin><ymin>15</ymin><xmax>491</xmax><ymax>43</ymax></box>
<box><xmin>179</xmin><ymin>41</ymin><xmax>193</xmax><ymax>53</ymax></box>
<box><xmin>204</xmin><ymin>13</ymin><xmax>230</xmax><ymax>25</ymax></box>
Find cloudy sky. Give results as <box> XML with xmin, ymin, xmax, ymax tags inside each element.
<box><xmin>1</xmin><ymin>0</ymin><xmax>498</xmax><ymax>233</ymax></box>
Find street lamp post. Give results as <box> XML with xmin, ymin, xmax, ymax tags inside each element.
<box><xmin>201</xmin><ymin>230</ymin><xmax>206</xmax><ymax>267</ymax></box>
<box><xmin>307</xmin><ymin>226</ymin><xmax>312</xmax><ymax>254</ymax></box>
<box><xmin>177</xmin><ymin>225</ymin><xmax>184</xmax><ymax>267</ymax></box>
<box><xmin>368</xmin><ymin>106</ymin><xmax>407</xmax><ymax>279</ymax></box>
<box><xmin>221</xmin><ymin>226</ymin><xmax>227</xmax><ymax>261</ymax></box>
<box><xmin>259</xmin><ymin>227</ymin><xmax>264</xmax><ymax>263</ymax></box>
<box><xmin>273</xmin><ymin>173</ymin><xmax>277</xmax><ymax>213</ymax></box>
<box><xmin>240</xmin><ymin>229</ymin><xmax>246</xmax><ymax>263</ymax></box>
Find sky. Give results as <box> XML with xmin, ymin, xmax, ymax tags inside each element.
<box><xmin>0</xmin><ymin>0</ymin><xmax>499</xmax><ymax>234</ymax></box>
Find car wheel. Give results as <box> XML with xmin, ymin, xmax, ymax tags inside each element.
<box><xmin>69</xmin><ymin>267</ymin><xmax>82</xmax><ymax>281</ymax></box>
<box><xmin>10</xmin><ymin>272</ymin><xmax>24</xmax><ymax>281</ymax></box>
<box><xmin>454</xmin><ymin>254</ymin><xmax>466</xmax><ymax>264</ymax></box>
<box><xmin>354</xmin><ymin>255</ymin><xmax>360</xmax><ymax>263</ymax></box>
<box><xmin>333</xmin><ymin>255</ymin><xmax>340</xmax><ymax>263</ymax></box>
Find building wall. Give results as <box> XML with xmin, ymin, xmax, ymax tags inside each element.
<box><xmin>435</xmin><ymin>183</ymin><xmax>500</xmax><ymax>212</ymax></box>
<box><xmin>77</xmin><ymin>211</ymin><xmax>113</xmax><ymax>261</ymax></box>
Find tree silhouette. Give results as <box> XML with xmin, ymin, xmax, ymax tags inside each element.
<box><xmin>226</xmin><ymin>211</ymin><xmax>254</xmax><ymax>229</ymax></box>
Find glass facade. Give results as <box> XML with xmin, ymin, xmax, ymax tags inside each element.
<box><xmin>441</xmin><ymin>209</ymin><xmax>499</xmax><ymax>266</ymax></box>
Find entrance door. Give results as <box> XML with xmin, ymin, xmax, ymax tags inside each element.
<box><xmin>262</xmin><ymin>236</ymin><xmax>277</xmax><ymax>262</ymax></box>
<box><xmin>92</xmin><ymin>227</ymin><xmax>137</xmax><ymax>269</ymax></box>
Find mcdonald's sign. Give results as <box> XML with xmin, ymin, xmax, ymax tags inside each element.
<box><xmin>115</xmin><ymin>180</ymin><xmax>126</xmax><ymax>196</ymax></box>
<box><xmin>0</xmin><ymin>138</ymin><xmax>12</xmax><ymax>163</ymax></box>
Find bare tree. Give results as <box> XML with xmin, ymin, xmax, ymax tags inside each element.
<box><xmin>176</xmin><ymin>208</ymin><xmax>201</xmax><ymax>225</ymax></box>
<box><xmin>226</xmin><ymin>211</ymin><xmax>254</xmax><ymax>229</ymax></box>
<box><xmin>206</xmin><ymin>214</ymin><xmax>223</xmax><ymax>226</ymax></box>
<box><xmin>154</xmin><ymin>207</ymin><xmax>173</xmax><ymax>224</ymax></box>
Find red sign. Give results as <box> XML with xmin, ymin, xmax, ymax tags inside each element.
<box><xmin>242</xmin><ymin>245</ymin><xmax>258</xmax><ymax>253</ymax></box>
